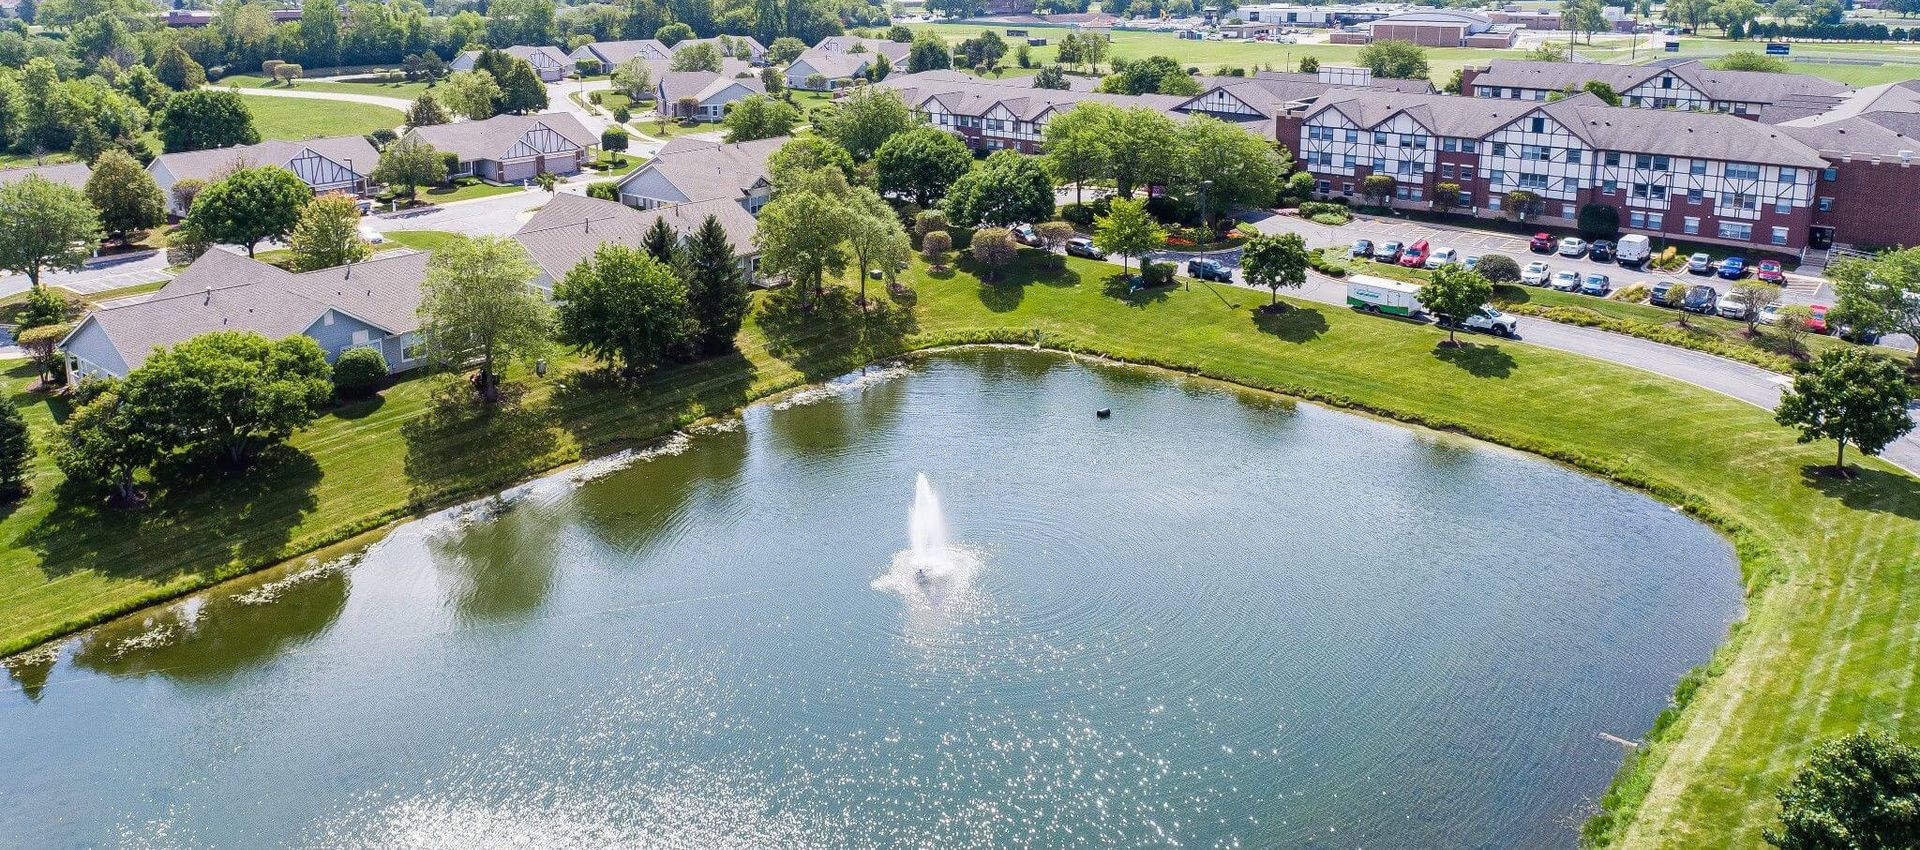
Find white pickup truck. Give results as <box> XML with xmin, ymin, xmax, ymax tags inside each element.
<box><xmin>1438</xmin><ymin>306</ymin><xmax>1519</xmax><ymax>337</ymax></box>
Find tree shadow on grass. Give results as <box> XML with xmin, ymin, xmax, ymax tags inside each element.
<box><xmin>1798</xmin><ymin>463</ymin><xmax>1920</xmax><ymax>520</ymax></box>
<box><xmin>1251</xmin><ymin>304</ymin><xmax>1329</xmax><ymax>343</ymax></box>
<box><xmin>1432</xmin><ymin>340</ymin><xmax>1518</xmax><ymax>378</ymax></box>
<box><xmin>756</xmin><ymin>285</ymin><xmax>920</xmax><ymax>380</ymax></box>
<box><xmin>400</xmin><ymin>379</ymin><xmax>570</xmax><ymax>509</ymax></box>
<box><xmin>976</xmin><ymin>279</ymin><xmax>1024</xmax><ymax>313</ymax></box>
<box><xmin>548</xmin><ymin>351</ymin><xmax>759</xmax><ymax>456</ymax></box>
<box><xmin>22</xmin><ymin>445</ymin><xmax>322</xmax><ymax>582</ymax></box>
<box><xmin>331</xmin><ymin>393</ymin><xmax>387</xmax><ymax>420</ymax></box>
<box><xmin>1099</xmin><ymin>272</ymin><xmax>1171</xmax><ymax>307</ymax></box>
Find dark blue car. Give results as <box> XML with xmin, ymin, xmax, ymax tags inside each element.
<box><xmin>1718</xmin><ymin>256</ymin><xmax>1746</xmax><ymax>279</ymax></box>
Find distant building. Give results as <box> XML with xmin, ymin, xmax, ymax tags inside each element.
<box><xmin>1461</xmin><ymin>59</ymin><xmax>1852</xmax><ymax>118</ymax></box>
<box><xmin>402</xmin><ymin>113</ymin><xmax>596</xmax><ymax>184</ymax></box>
<box><xmin>1350</xmin><ymin>10</ymin><xmax>1520</xmax><ymax>47</ymax></box>
<box><xmin>611</xmin><ymin>136</ymin><xmax>784</xmax><ymax>212</ymax></box>
<box><xmin>655</xmin><ymin>70</ymin><xmax>766</xmax><ymax>121</ymax></box>
<box><xmin>512</xmin><ymin>192</ymin><xmax>762</xmax><ymax>291</ymax></box>
<box><xmin>451</xmin><ymin>45</ymin><xmax>572</xmax><ymax>82</ymax></box>
<box><xmin>147</xmin><ymin>137</ymin><xmax>378</xmax><ymax>217</ymax></box>
<box><xmin>0</xmin><ymin>161</ymin><xmax>92</xmax><ymax>190</ymax></box>
<box><xmin>568</xmin><ymin>36</ymin><xmax>766</xmax><ymax>73</ymax></box>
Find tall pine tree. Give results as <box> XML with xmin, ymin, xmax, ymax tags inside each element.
<box><xmin>642</xmin><ymin>217</ymin><xmax>677</xmax><ymax>264</ymax></box>
<box><xmin>683</xmin><ymin>214</ymin><xmax>747</xmax><ymax>355</ymax></box>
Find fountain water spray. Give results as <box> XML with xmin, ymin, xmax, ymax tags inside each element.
<box><xmin>874</xmin><ymin>474</ymin><xmax>981</xmax><ymax>602</ymax></box>
<box><xmin>907</xmin><ymin>473</ymin><xmax>949</xmax><ymax>568</ymax></box>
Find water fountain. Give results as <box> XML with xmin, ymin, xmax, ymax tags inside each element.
<box><xmin>873</xmin><ymin>473</ymin><xmax>979</xmax><ymax>600</ymax></box>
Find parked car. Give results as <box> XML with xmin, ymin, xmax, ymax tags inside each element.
<box><xmin>1718</xmin><ymin>256</ymin><xmax>1747</xmax><ymax>279</ymax></box>
<box><xmin>1011</xmin><ymin>224</ymin><xmax>1040</xmax><ymax>246</ymax></box>
<box><xmin>1755</xmin><ymin>259</ymin><xmax>1785</xmax><ymax>284</ymax></box>
<box><xmin>1065</xmin><ymin>237</ymin><xmax>1104</xmax><ymax>259</ymax></box>
<box><xmin>1423</xmin><ymin>247</ymin><xmax>1458</xmax><ymax>269</ymax></box>
<box><xmin>1463</xmin><ymin>255</ymin><xmax>1481</xmax><ymax>273</ymax></box>
<box><xmin>1550</xmin><ymin>269</ymin><xmax>1582</xmax><ymax>292</ymax></box>
<box><xmin>1437</xmin><ymin>305</ymin><xmax>1518</xmax><ymax>336</ymax></box>
<box><xmin>1686</xmin><ymin>252</ymin><xmax>1714</xmax><ymax>274</ymax></box>
<box><xmin>1557</xmin><ymin>237</ymin><xmax>1588</xmax><ymax>258</ymax></box>
<box><xmin>1399</xmin><ymin>240</ymin><xmax>1431</xmax><ymax>268</ymax></box>
<box><xmin>1807</xmin><ymin>303</ymin><xmax>1830</xmax><ymax>334</ymax></box>
<box><xmin>1521</xmin><ymin>261</ymin><xmax>1552</xmax><ymax>285</ymax></box>
<box><xmin>1650</xmin><ymin>280</ymin><xmax>1682</xmax><ymax>307</ymax></box>
<box><xmin>1682</xmin><ymin>284</ymin><xmax>1719</xmax><ymax>313</ymax></box>
<box><xmin>1615</xmin><ymin>234</ymin><xmax>1652</xmax><ymax>267</ymax></box>
<box><xmin>1187</xmin><ymin>257</ymin><xmax>1232</xmax><ymax>281</ymax></box>
<box><xmin>1350</xmin><ymin>238</ymin><xmax>1374</xmax><ymax>258</ymax></box>
<box><xmin>1589</xmin><ymin>240</ymin><xmax>1615</xmax><ymax>263</ymax></box>
<box><xmin>1757</xmin><ymin>301</ymin><xmax>1783</xmax><ymax>325</ymax></box>
<box><xmin>1529</xmin><ymin>232</ymin><xmax>1556</xmax><ymax>253</ymax></box>
<box><xmin>1580</xmin><ymin>272</ymin><xmax>1612</xmax><ymax>296</ymax></box>
<box><xmin>1715</xmin><ymin>292</ymin><xmax>1749</xmax><ymax>319</ymax></box>
<box><xmin>1373</xmin><ymin>240</ymin><xmax>1404</xmax><ymax>263</ymax></box>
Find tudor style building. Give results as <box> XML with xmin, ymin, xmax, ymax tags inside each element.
<box><xmin>147</xmin><ymin>137</ymin><xmax>378</xmax><ymax>216</ymax></box>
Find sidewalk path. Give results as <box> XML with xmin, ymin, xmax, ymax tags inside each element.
<box><xmin>227</xmin><ymin>86</ymin><xmax>414</xmax><ymax>111</ymax></box>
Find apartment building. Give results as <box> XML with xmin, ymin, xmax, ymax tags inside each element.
<box><xmin>876</xmin><ymin>71</ymin><xmax>1192</xmax><ymax>154</ymax></box>
<box><xmin>1461</xmin><ymin>59</ymin><xmax>1851</xmax><ymax>118</ymax></box>
<box><xmin>1282</xmin><ymin>91</ymin><xmax>1830</xmax><ymax>249</ymax></box>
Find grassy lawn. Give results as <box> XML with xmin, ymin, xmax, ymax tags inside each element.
<box><xmin>2</xmin><ymin>250</ymin><xmax>1918</xmax><ymax>848</ymax></box>
<box><xmin>251</xmin><ymin>240</ymin><xmax>409</xmax><ymax>270</ymax></box>
<box><xmin>239</xmin><ymin>94</ymin><xmax>404</xmax><ymax>140</ymax></box>
<box><xmin>380</xmin><ymin>230</ymin><xmax>464</xmax><ymax>252</ymax></box>
<box><xmin>1651</xmin><ymin>36</ymin><xmax>1920</xmax><ymax>86</ymax></box>
<box><xmin>421</xmin><ymin>177</ymin><xmax>527</xmax><ymax>204</ymax></box>
<box><xmin>219</xmin><ymin>73</ymin><xmax>430</xmax><ymax>99</ymax></box>
<box><xmin>583</xmin><ymin>150</ymin><xmax>646</xmax><ymax>178</ymax></box>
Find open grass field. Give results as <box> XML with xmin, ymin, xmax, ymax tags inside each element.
<box><xmin>379</xmin><ymin>230</ymin><xmax>464</xmax><ymax>252</ymax></box>
<box><xmin>219</xmin><ymin>73</ymin><xmax>431</xmax><ymax>99</ymax></box>
<box><xmin>904</xmin><ymin>23</ymin><xmax>1920</xmax><ymax>87</ymax></box>
<box><xmin>238</xmin><ymin>94</ymin><xmax>404</xmax><ymax>140</ymax></box>
<box><xmin>1</xmin><ymin>250</ymin><xmax>1916</xmax><ymax>847</ymax></box>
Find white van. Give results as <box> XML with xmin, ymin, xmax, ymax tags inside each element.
<box><xmin>1346</xmin><ymin>274</ymin><xmax>1425</xmax><ymax>317</ymax></box>
<box><xmin>1615</xmin><ymin>234</ymin><xmax>1652</xmax><ymax>267</ymax></box>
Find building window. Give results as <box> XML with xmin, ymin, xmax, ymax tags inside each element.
<box><xmin>1690</xmin><ymin>160</ymin><xmax>1707</xmax><ymax>175</ymax></box>
<box><xmin>1440</xmin><ymin>164</ymin><xmax>1454</xmax><ymax>178</ymax></box>
<box><xmin>1779</xmin><ymin>167</ymin><xmax>1797</xmax><ymax>184</ymax></box>
<box><xmin>351</xmin><ymin>329</ymin><xmax>371</xmax><ymax>346</ymax></box>
<box><xmin>1567</xmin><ymin>149</ymin><xmax>1582</xmax><ymax>164</ymax></box>
<box><xmin>1488</xmin><ymin>195</ymin><xmax>1503</xmax><ymax>211</ymax></box>
<box><xmin>1774</xmin><ymin>199</ymin><xmax>1791</xmax><ymax>215</ymax></box>
<box><xmin>1345</xmin><ymin>129</ymin><xmax>1359</xmax><ymax>143</ymax></box>
<box><xmin>1630</xmin><ymin>211</ymin><xmax>1645</xmax><ymax>228</ymax></box>
<box><xmin>321</xmin><ymin>312</ymin><xmax>335</xmax><ymax>326</ymax></box>
<box><xmin>1530</xmin><ymin>116</ymin><xmax>1545</xmax><ymax>132</ymax></box>
<box><xmin>1648</xmin><ymin>213</ymin><xmax>1663</xmax><ymax>230</ymax></box>
<box><xmin>1317</xmin><ymin>179</ymin><xmax>1331</xmax><ymax>193</ymax></box>
<box><xmin>1374</xmin><ymin>131</ymin><xmax>1388</xmax><ymax>145</ymax></box>
<box><xmin>1818</xmin><ymin>196</ymin><xmax>1833</xmax><ymax>212</ymax></box>
<box><xmin>1459</xmin><ymin>167</ymin><xmax>1474</xmax><ymax>180</ymax></box>
<box><xmin>1635</xmin><ymin>153</ymin><xmax>1651</xmax><ymax>169</ymax></box>
<box><xmin>1688</xmin><ymin>188</ymin><xmax>1703</xmax><ymax>204</ymax></box>
<box><xmin>1462</xmin><ymin>140</ymin><xmax>1477</xmax><ymax>154</ymax></box>
<box><xmin>1718</xmin><ymin>221</ymin><xmax>1753</xmax><ymax>241</ymax></box>
<box><xmin>1604</xmin><ymin>151</ymin><xmax>1620</xmax><ymax>166</ymax></box>
<box><xmin>1492</xmin><ymin>142</ymin><xmax>1507</xmax><ymax>156</ymax></box>
<box><xmin>1654</xmin><ymin>155</ymin><xmax>1670</xmax><ymax>171</ymax></box>
<box><xmin>1560</xmin><ymin>203</ymin><xmax>1574</xmax><ymax>218</ymax></box>
<box><xmin>403</xmin><ymin>341</ymin><xmax>426</xmax><ymax>361</ymax></box>
<box><xmin>1442</xmin><ymin>138</ymin><xmax>1458</xmax><ymax>152</ymax></box>
<box><xmin>1725</xmin><ymin>163</ymin><xmax>1760</xmax><ymax>181</ymax></box>
<box><xmin>1457</xmin><ymin>190</ymin><xmax>1472</xmax><ymax>206</ymax></box>
<box><xmin>1372</xmin><ymin>157</ymin><xmax>1386</xmax><ymax>171</ymax></box>
<box><xmin>1684</xmin><ymin>216</ymin><xmax>1700</xmax><ymax>235</ymax></box>
<box><xmin>1603</xmin><ymin>180</ymin><xmax>1617</xmax><ymax>194</ymax></box>
<box><xmin>1341</xmin><ymin>182</ymin><xmax>1353</xmax><ymax>195</ymax></box>
<box><xmin>1771</xmin><ymin>226</ymin><xmax>1789</xmax><ymax>246</ymax></box>
<box><xmin>1822</xmin><ymin>167</ymin><xmax>1838</xmax><ymax>182</ymax></box>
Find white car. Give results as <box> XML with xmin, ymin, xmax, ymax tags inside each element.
<box><xmin>1757</xmin><ymin>301</ymin><xmax>1784</xmax><ymax>325</ymax></box>
<box><xmin>1550</xmin><ymin>269</ymin><xmax>1582</xmax><ymax>291</ymax></box>
<box><xmin>357</xmin><ymin>224</ymin><xmax>386</xmax><ymax>245</ymax></box>
<box><xmin>1557</xmin><ymin>237</ymin><xmax>1589</xmax><ymax>257</ymax></box>
<box><xmin>1423</xmin><ymin>247</ymin><xmax>1458</xmax><ymax>269</ymax></box>
<box><xmin>1521</xmin><ymin>261</ymin><xmax>1552</xmax><ymax>285</ymax></box>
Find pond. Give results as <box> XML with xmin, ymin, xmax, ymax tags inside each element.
<box><xmin>0</xmin><ymin>349</ymin><xmax>1742</xmax><ymax>849</ymax></box>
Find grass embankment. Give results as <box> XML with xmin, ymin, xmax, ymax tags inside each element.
<box><xmin>238</xmin><ymin>94</ymin><xmax>405</xmax><ymax>140</ymax></box>
<box><xmin>380</xmin><ymin>230</ymin><xmax>465</xmax><ymax>252</ymax></box>
<box><xmin>1317</xmin><ymin>248</ymin><xmax>1869</xmax><ymax>373</ymax></box>
<box><xmin>2</xmin><ymin>251</ymin><xmax>1917</xmax><ymax>847</ymax></box>
<box><xmin>219</xmin><ymin>73</ymin><xmax>431</xmax><ymax>99</ymax></box>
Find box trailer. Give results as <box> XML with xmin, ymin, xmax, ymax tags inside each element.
<box><xmin>1345</xmin><ymin>274</ymin><xmax>1425</xmax><ymax>317</ymax></box>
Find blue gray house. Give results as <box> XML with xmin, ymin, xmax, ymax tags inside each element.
<box><xmin>60</xmin><ymin>249</ymin><xmax>431</xmax><ymax>385</ymax></box>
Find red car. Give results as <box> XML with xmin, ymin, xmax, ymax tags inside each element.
<box><xmin>1529</xmin><ymin>232</ymin><xmax>1556</xmax><ymax>253</ymax></box>
<box><xmin>1399</xmin><ymin>239</ymin><xmax>1431</xmax><ymax>268</ymax></box>
<box><xmin>1755</xmin><ymin>259</ymin><xmax>1785</xmax><ymax>284</ymax></box>
<box><xmin>1807</xmin><ymin>304</ymin><xmax>1830</xmax><ymax>334</ymax></box>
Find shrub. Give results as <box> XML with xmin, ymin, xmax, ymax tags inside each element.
<box><xmin>1612</xmin><ymin>283</ymin><xmax>1651</xmax><ymax>303</ymax></box>
<box><xmin>1309</xmin><ymin>212</ymin><xmax>1350</xmax><ymax>226</ymax></box>
<box><xmin>1577</xmin><ymin>203</ymin><xmax>1620</xmax><ymax>239</ymax></box>
<box><xmin>367</xmin><ymin>128</ymin><xmax>398</xmax><ymax>148</ymax></box>
<box><xmin>0</xmin><ymin>399</ymin><xmax>30</xmax><ymax>500</ymax></box>
<box><xmin>1059</xmin><ymin>197</ymin><xmax>1111</xmax><ymax>228</ymax></box>
<box><xmin>1306</xmin><ymin>250</ymin><xmax>1348</xmax><ymax>278</ymax></box>
<box><xmin>331</xmin><ymin>347</ymin><xmax>388</xmax><ymax>398</ymax></box>
<box><xmin>589</xmin><ymin>91</ymin><xmax>604</xmax><ymax>104</ymax></box>
<box><xmin>1476</xmin><ymin>253</ymin><xmax>1520</xmax><ymax>283</ymax></box>
<box><xmin>1298</xmin><ymin>200</ymin><xmax>1353</xmax><ymax>225</ymax></box>
<box><xmin>439</xmin><ymin>151</ymin><xmax>461</xmax><ymax>179</ymax></box>
<box><xmin>613</xmin><ymin>105</ymin><xmax>630</xmax><ymax>123</ymax></box>
<box><xmin>921</xmin><ymin>230</ymin><xmax>952</xmax><ymax>263</ymax></box>
<box><xmin>587</xmin><ymin>181</ymin><xmax>619</xmax><ymax>201</ymax></box>
<box><xmin>1141</xmin><ymin>259</ymin><xmax>1175</xmax><ymax>286</ymax></box>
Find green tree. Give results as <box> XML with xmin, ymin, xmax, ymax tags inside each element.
<box><xmin>755</xmin><ymin>171</ymin><xmax>854</xmax><ymax>309</ymax></box>
<box><xmin>1299</xmin><ymin>56</ymin><xmax>1320</xmax><ymax>73</ymax></box>
<box><xmin>124</xmin><ymin>331</ymin><xmax>333</xmax><ymax>466</ymax></box>
<box><xmin>16</xmin><ymin>288</ymin><xmax>72</xmax><ymax>331</ymax></box>
<box><xmin>1831</xmin><ymin>248</ymin><xmax>1920</xmax><ymax>370</ymax></box>
<box><xmin>874</xmin><ymin>126</ymin><xmax>973</xmax><ymax>207</ymax></box>
<box><xmin>1730</xmin><ymin>282</ymin><xmax>1782</xmax><ymax>333</ymax></box>
<box><xmin>846</xmin><ymin>187</ymin><xmax>910</xmax><ymax>304</ymax></box>
<box><xmin>301</xmin><ymin>0</ymin><xmax>342</xmax><ymax>68</ymax></box>
<box><xmin>723</xmin><ymin>95</ymin><xmax>802</xmax><ymax>143</ymax></box>
<box><xmin>418</xmin><ymin>235</ymin><xmax>553</xmax><ymax>403</ymax></box>
<box><xmin>372</xmin><ymin>137</ymin><xmax>449</xmax><ymax>200</ymax></box>
<box><xmin>157</xmin><ymin>89</ymin><xmax>261</xmax><ymax>153</ymax></box>
<box><xmin>1181</xmin><ymin>114</ymin><xmax>1288</xmax><ymax>227</ymax></box>
<box><xmin>767</xmin><ymin>36</ymin><xmax>807</xmax><ymax>66</ymax></box>
<box><xmin>1712</xmin><ymin>0</ymin><xmax>1765</xmax><ymax>34</ymax></box>
<box><xmin>683</xmin><ymin>213</ymin><xmax>748</xmax><ymax>354</ymax></box>
<box><xmin>84</xmin><ymin>149</ymin><xmax>164</xmax><ymax>243</ymax></box>
<box><xmin>1091</xmin><ymin>196</ymin><xmax>1165</xmax><ymax>277</ymax></box>
<box><xmin>55</xmin><ymin>388</ymin><xmax>155</xmax><ymax>507</ymax></box>
<box><xmin>642</xmin><ymin>215</ymin><xmax>676</xmax><ymax>263</ymax></box>
<box><xmin>331</xmin><ymin>346</ymin><xmax>388</xmax><ymax>398</ymax></box>
<box><xmin>769</xmin><ymin>135</ymin><xmax>857</xmax><ymax>185</ymax></box>
<box><xmin>16</xmin><ymin>323</ymin><xmax>71</xmax><ymax>385</ymax></box>
<box><xmin>1563</xmin><ymin>0</ymin><xmax>1608</xmax><ymax>42</ymax></box>
<box><xmin>1361</xmin><ymin>174</ymin><xmax>1397</xmax><ymax>207</ymax></box>
<box><xmin>184</xmin><ymin>166</ymin><xmax>312</xmax><ymax>257</ymax></box>
<box><xmin>1107</xmin><ymin>106</ymin><xmax>1183</xmax><ymax>200</ymax></box>
<box><xmin>0</xmin><ymin>397</ymin><xmax>30</xmax><ymax>500</ymax></box>
<box><xmin>1433</xmin><ymin>181</ymin><xmax>1464</xmax><ymax>213</ymax></box>
<box><xmin>970</xmin><ymin>226</ymin><xmax>1018</xmax><ymax>281</ymax></box>
<box><xmin>814</xmin><ymin>85</ymin><xmax>913</xmax><ymax>161</ymax></box>
<box><xmin>495</xmin><ymin>59</ymin><xmax>550</xmax><ymax>114</ymax></box>
<box><xmin>405</xmin><ymin>92</ymin><xmax>451</xmax><ymax>127</ymax></box>
<box><xmin>1034</xmin><ymin>64</ymin><xmax>1068</xmax><ymax>90</ymax></box>
<box><xmin>613</xmin><ymin>57</ymin><xmax>653</xmax><ymax>100</ymax></box>
<box><xmin>1766</xmin><ymin>731</ymin><xmax>1920</xmax><ymax>850</ymax></box>
<box><xmin>655</xmin><ymin>21</ymin><xmax>695</xmax><ymax>45</ymax></box>
<box><xmin>1476</xmin><ymin>254</ymin><xmax>1521</xmax><ymax>283</ymax></box>
<box><xmin>943</xmin><ymin>149</ymin><xmax>1055</xmax><ymax>228</ymax></box>
<box><xmin>0</xmin><ymin>176</ymin><xmax>102</xmax><ymax>290</ymax></box>
<box><xmin>442</xmin><ymin>70</ymin><xmax>503</xmax><ymax>120</ymax></box>
<box><xmin>1712</xmin><ymin>50</ymin><xmax>1788</xmax><ymax>72</ymax></box>
<box><xmin>1096</xmin><ymin>55</ymin><xmax>1193</xmax><ymax>96</ymax></box>
<box><xmin>1419</xmin><ymin>265</ymin><xmax>1494</xmax><ymax>345</ymax></box>
<box><xmin>1355</xmin><ymin>39</ymin><xmax>1429</xmax><ymax>80</ymax></box>
<box><xmin>1505</xmin><ymin>189</ymin><xmax>1541</xmax><ymax>222</ymax></box>
<box><xmin>601</xmin><ymin>127</ymin><xmax>630</xmax><ymax>159</ymax></box>
<box><xmin>1043</xmin><ymin>102</ymin><xmax>1115</xmax><ymax>207</ymax></box>
<box><xmin>1582</xmin><ymin>80</ymin><xmax>1622</xmax><ymax>105</ymax></box>
<box><xmin>1775</xmin><ymin>348</ymin><xmax>1916</xmax><ymax>473</ymax></box>
<box><xmin>670</xmin><ymin>41</ymin><xmax>723</xmax><ymax>73</ymax></box>
<box><xmin>152</xmin><ymin>42</ymin><xmax>206</xmax><ymax>90</ymax></box>
<box><xmin>555</xmin><ymin>244</ymin><xmax>692</xmax><ymax>376</ymax></box>
<box><xmin>1577</xmin><ymin>203</ymin><xmax>1620</xmax><ymax>238</ymax></box>
<box><xmin>1240</xmin><ymin>232</ymin><xmax>1308</xmax><ymax>306</ymax></box>
<box><xmin>288</xmin><ymin>192</ymin><xmax>371</xmax><ymax>271</ymax></box>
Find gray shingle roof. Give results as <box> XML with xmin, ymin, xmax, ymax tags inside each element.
<box><xmin>454</xmin><ymin>45</ymin><xmax>571</xmax><ymax>70</ymax></box>
<box><xmin>812</xmin><ymin>36</ymin><xmax>910</xmax><ymax>62</ymax></box>
<box><xmin>876</xmin><ymin>71</ymin><xmax>1191</xmax><ymax>122</ymax></box>
<box><xmin>789</xmin><ymin>49</ymin><xmax>871</xmax><ymax>81</ymax></box>
<box><xmin>614</xmin><ymin>135</ymin><xmax>785</xmax><ymax>204</ymax></box>
<box><xmin>512</xmin><ymin>193</ymin><xmax>758</xmax><ymax>283</ymax></box>
<box><xmin>69</xmin><ymin>249</ymin><xmax>429</xmax><ymax>372</ymax></box>
<box><xmin>1469</xmin><ymin>59</ymin><xmax>1849</xmax><ymax>106</ymax></box>
<box><xmin>406</xmin><ymin>113</ymin><xmax>596</xmax><ymax>161</ymax></box>
<box><xmin>0</xmin><ymin>161</ymin><xmax>91</xmax><ymax>189</ymax></box>
<box><xmin>656</xmin><ymin>70</ymin><xmax>765</xmax><ymax>104</ymax></box>
<box><xmin>150</xmin><ymin>136</ymin><xmax>379</xmax><ymax>183</ymax></box>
